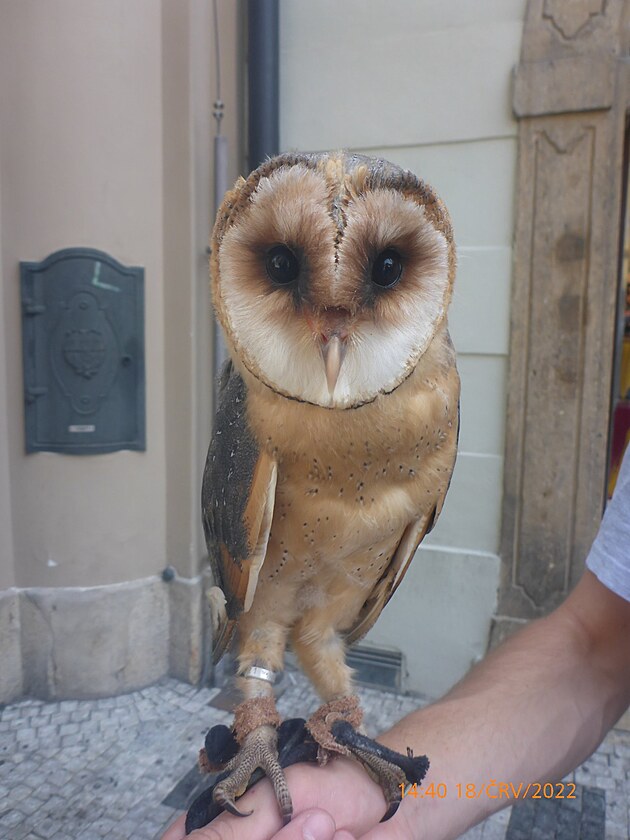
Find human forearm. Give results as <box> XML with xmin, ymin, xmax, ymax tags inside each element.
<box><xmin>379</xmin><ymin>631</ymin><xmax>594</xmax><ymax>837</ymax></box>
<box><xmin>378</xmin><ymin>572</ymin><xmax>630</xmax><ymax>839</ymax></box>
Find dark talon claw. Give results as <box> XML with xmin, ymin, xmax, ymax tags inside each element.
<box><xmin>380</xmin><ymin>801</ymin><xmax>401</xmax><ymax>822</ymax></box>
<box><xmin>219</xmin><ymin>797</ymin><xmax>254</xmax><ymax>818</ymax></box>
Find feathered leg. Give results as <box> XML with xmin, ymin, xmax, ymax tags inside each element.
<box><xmin>291</xmin><ymin>612</ymin><xmax>428</xmax><ymax>820</ymax></box>
<box><xmin>211</xmin><ymin>618</ymin><xmax>293</xmax><ymax>823</ymax></box>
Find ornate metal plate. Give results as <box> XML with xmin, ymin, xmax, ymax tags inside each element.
<box><xmin>20</xmin><ymin>248</ymin><xmax>145</xmax><ymax>454</ymax></box>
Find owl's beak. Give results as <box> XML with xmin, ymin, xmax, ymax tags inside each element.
<box><xmin>304</xmin><ymin>306</ymin><xmax>351</xmax><ymax>397</ymax></box>
<box><xmin>321</xmin><ymin>334</ymin><xmax>348</xmax><ymax>396</ymax></box>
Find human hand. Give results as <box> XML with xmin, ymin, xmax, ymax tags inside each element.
<box><xmin>160</xmin><ymin>755</ymin><xmax>418</xmax><ymax>840</ymax></box>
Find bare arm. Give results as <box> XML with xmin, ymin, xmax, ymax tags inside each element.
<box><xmin>162</xmin><ymin>570</ymin><xmax>630</xmax><ymax>840</ymax></box>
<box><xmin>377</xmin><ymin>569</ymin><xmax>630</xmax><ymax>838</ymax></box>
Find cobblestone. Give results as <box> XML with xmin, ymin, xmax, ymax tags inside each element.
<box><xmin>0</xmin><ymin>676</ymin><xmax>628</xmax><ymax>839</ymax></box>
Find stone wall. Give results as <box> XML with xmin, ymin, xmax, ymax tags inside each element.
<box><xmin>0</xmin><ymin>573</ymin><xmax>214</xmax><ymax>702</ymax></box>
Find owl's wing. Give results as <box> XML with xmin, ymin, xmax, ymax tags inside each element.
<box><xmin>344</xmin><ymin>408</ymin><xmax>459</xmax><ymax>646</ymax></box>
<box><xmin>343</xmin><ymin>511</ymin><xmax>436</xmax><ymax>646</ymax></box>
<box><xmin>202</xmin><ymin>361</ymin><xmax>277</xmax><ymax>662</ymax></box>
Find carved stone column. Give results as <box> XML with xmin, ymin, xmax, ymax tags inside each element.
<box><xmin>494</xmin><ymin>0</ymin><xmax>629</xmax><ymax>643</ymax></box>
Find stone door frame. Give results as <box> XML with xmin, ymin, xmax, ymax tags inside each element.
<box><xmin>494</xmin><ymin>0</ymin><xmax>630</xmax><ymax>644</ymax></box>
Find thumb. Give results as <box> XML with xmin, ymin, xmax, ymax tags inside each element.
<box><xmin>272</xmin><ymin>809</ymin><xmax>338</xmax><ymax>840</ymax></box>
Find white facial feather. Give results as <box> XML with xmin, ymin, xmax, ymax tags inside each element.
<box><xmin>216</xmin><ymin>166</ymin><xmax>452</xmax><ymax>408</ymax></box>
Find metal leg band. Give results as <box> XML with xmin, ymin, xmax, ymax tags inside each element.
<box><xmin>244</xmin><ymin>666</ymin><xmax>276</xmax><ymax>684</ymax></box>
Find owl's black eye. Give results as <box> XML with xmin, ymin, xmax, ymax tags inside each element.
<box><xmin>265</xmin><ymin>245</ymin><xmax>300</xmax><ymax>285</ymax></box>
<box><xmin>371</xmin><ymin>249</ymin><xmax>403</xmax><ymax>289</ymax></box>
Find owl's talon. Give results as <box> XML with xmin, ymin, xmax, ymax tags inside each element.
<box><xmin>186</xmin><ymin>718</ymin><xmax>316</xmax><ymax>833</ymax></box>
<box><xmin>213</xmin><ymin>791</ymin><xmax>254</xmax><ymax>818</ymax></box>
<box><xmin>262</xmin><ymin>744</ymin><xmax>294</xmax><ymax>824</ymax></box>
<box><xmin>206</xmin><ymin>723</ymin><xmax>292</xmax><ymax>824</ymax></box>
<box><xmin>381</xmin><ymin>801</ymin><xmax>401</xmax><ymax>822</ymax></box>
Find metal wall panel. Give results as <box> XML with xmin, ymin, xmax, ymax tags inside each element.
<box><xmin>20</xmin><ymin>248</ymin><xmax>145</xmax><ymax>454</ymax></box>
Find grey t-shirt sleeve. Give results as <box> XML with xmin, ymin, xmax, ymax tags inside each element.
<box><xmin>586</xmin><ymin>446</ymin><xmax>630</xmax><ymax>601</ymax></box>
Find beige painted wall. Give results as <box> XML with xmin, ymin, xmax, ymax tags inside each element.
<box><xmin>163</xmin><ymin>0</ymin><xmax>242</xmax><ymax>581</ymax></box>
<box><xmin>0</xmin><ymin>0</ymin><xmax>243</xmax><ymax>700</ymax></box>
<box><xmin>279</xmin><ymin>0</ymin><xmax>526</xmax><ymax>696</ymax></box>
<box><xmin>0</xmin><ymin>0</ymin><xmax>166</xmax><ymax>588</ymax></box>
<box><xmin>0</xmin><ymin>160</ymin><xmax>15</xmax><ymax>592</ymax></box>
<box><xmin>0</xmin><ymin>0</ymin><xmax>241</xmax><ymax>591</ymax></box>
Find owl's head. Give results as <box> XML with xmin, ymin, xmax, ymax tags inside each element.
<box><xmin>211</xmin><ymin>152</ymin><xmax>455</xmax><ymax>409</ymax></box>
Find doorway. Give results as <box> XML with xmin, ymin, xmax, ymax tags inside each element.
<box><xmin>608</xmin><ymin>121</ymin><xmax>630</xmax><ymax>497</ymax></box>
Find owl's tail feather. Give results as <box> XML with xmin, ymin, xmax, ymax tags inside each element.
<box><xmin>207</xmin><ymin>586</ymin><xmax>237</xmax><ymax>663</ymax></box>
<box><xmin>212</xmin><ymin>620</ymin><xmax>237</xmax><ymax>663</ymax></box>
<box><xmin>208</xmin><ymin>585</ymin><xmax>227</xmax><ymax>634</ymax></box>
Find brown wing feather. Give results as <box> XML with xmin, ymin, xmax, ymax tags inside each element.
<box><xmin>201</xmin><ymin>362</ymin><xmax>277</xmax><ymax>662</ymax></box>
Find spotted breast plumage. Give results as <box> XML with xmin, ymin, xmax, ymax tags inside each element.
<box><xmin>199</xmin><ymin>151</ymin><xmax>459</xmax><ymax>827</ymax></box>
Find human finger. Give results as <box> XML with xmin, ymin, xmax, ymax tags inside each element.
<box><xmin>269</xmin><ymin>808</ymin><xmax>337</xmax><ymax>840</ymax></box>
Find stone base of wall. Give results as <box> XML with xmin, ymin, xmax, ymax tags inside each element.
<box><xmin>0</xmin><ymin>573</ymin><xmax>207</xmax><ymax>703</ymax></box>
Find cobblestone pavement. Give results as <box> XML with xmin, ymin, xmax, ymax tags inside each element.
<box><xmin>1</xmin><ymin>675</ymin><xmax>628</xmax><ymax>840</ymax></box>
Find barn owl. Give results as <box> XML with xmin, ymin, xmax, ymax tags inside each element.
<box><xmin>199</xmin><ymin>151</ymin><xmax>459</xmax><ymax>827</ymax></box>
